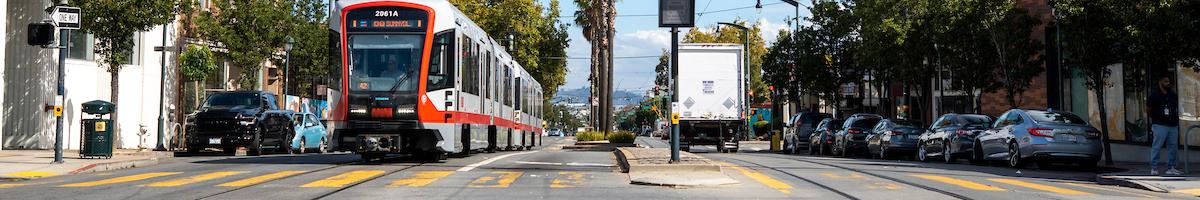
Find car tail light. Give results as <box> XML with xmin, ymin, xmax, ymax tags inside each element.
<box><xmin>1028</xmin><ymin>128</ymin><xmax>1054</xmax><ymax>137</ymax></box>
<box><xmin>889</xmin><ymin>130</ymin><xmax>903</xmax><ymax>136</ymax></box>
<box><xmin>848</xmin><ymin>130</ymin><xmax>863</xmax><ymax>134</ymax></box>
<box><xmin>956</xmin><ymin>130</ymin><xmax>969</xmax><ymax>136</ymax></box>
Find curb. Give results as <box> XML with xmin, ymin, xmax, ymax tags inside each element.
<box><xmin>1096</xmin><ymin>175</ymin><xmax>1164</xmax><ymax>192</ymax></box>
<box><xmin>614</xmin><ymin>148</ymin><xmax>736</xmax><ymax>186</ymax></box>
<box><xmin>0</xmin><ymin>152</ymin><xmax>173</xmax><ymax>181</ymax></box>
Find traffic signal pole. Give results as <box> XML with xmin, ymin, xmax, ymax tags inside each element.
<box><xmin>669</xmin><ymin>27</ymin><xmax>680</xmax><ymax>163</ymax></box>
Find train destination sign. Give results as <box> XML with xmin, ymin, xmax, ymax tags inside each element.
<box><xmin>345</xmin><ymin>6</ymin><xmax>429</xmax><ymax>32</ymax></box>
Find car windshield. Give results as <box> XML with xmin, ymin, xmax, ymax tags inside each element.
<box><xmin>1027</xmin><ymin>110</ymin><xmax>1088</xmax><ymax>125</ymax></box>
<box><xmin>893</xmin><ymin>120</ymin><xmax>923</xmax><ymax>128</ymax></box>
<box><xmin>203</xmin><ymin>93</ymin><xmax>260</xmax><ymax>109</ymax></box>
<box><xmin>828</xmin><ymin>120</ymin><xmax>846</xmax><ymax>130</ymax></box>
<box><xmin>348</xmin><ymin>34</ymin><xmax>424</xmax><ymax>92</ymax></box>
<box><xmin>957</xmin><ymin>115</ymin><xmax>992</xmax><ymax>126</ymax></box>
<box><xmin>849</xmin><ymin>118</ymin><xmax>881</xmax><ymax>129</ymax></box>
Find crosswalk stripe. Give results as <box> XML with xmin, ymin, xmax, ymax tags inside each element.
<box><xmin>988</xmin><ymin>178</ymin><xmax>1091</xmax><ymax>195</ymax></box>
<box><xmin>719</xmin><ymin>162</ymin><xmax>793</xmax><ymax>194</ymax></box>
<box><xmin>468</xmin><ymin>171</ymin><xmax>523</xmax><ymax>188</ymax></box>
<box><xmin>1062</xmin><ymin>182</ymin><xmax>1155</xmax><ymax>198</ymax></box>
<box><xmin>142</xmin><ymin>171</ymin><xmax>248</xmax><ymax>187</ymax></box>
<box><xmin>550</xmin><ymin>172</ymin><xmax>585</xmax><ymax>188</ymax></box>
<box><xmin>388</xmin><ymin>171</ymin><xmax>453</xmax><ymax>187</ymax></box>
<box><xmin>218</xmin><ymin>170</ymin><xmax>307</xmax><ymax>187</ymax></box>
<box><xmin>61</xmin><ymin>172</ymin><xmax>181</xmax><ymax>187</ymax></box>
<box><xmin>301</xmin><ymin>170</ymin><xmax>387</xmax><ymax>188</ymax></box>
<box><xmin>911</xmin><ymin>174</ymin><xmax>1007</xmax><ymax>191</ymax></box>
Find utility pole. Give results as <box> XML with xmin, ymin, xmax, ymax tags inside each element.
<box><xmin>669</xmin><ymin>27</ymin><xmax>680</xmax><ymax>162</ymax></box>
<box><xmin>154</xmin><ymin>24</ymin><xmax>170</xmax><ymax>151</ymax></box>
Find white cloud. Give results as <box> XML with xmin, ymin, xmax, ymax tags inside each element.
<box><xmin>757</xmin><ymin>17</ymin><xmax>791</xmax><ymax>46</ymax></box>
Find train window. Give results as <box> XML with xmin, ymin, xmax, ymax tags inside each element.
<box><xmin>328</xmin><ymin>30</ymin><xmax>342</xmax><ymax>91</ymax></box>
<box><xmin>346</xmin><ymin>34</ymin><xmax>423</xmax><ymax>92</ymax></box>
<box><xmin>428</xmin><ymin>30</ymin><xmax>455</xmax><ymax>91</ymax></box>
<box><xmin>504</xmin><ymin>66</ymin><xmax>512</xmax><ymax>106</ymax></box>
<box><xmin>514</xmin><ymin>77</ymin><xmax>522</xmax><ymax>111</ymax></box>
<box><xmin>462</xmin><ymin>39</ymin><xmax>477</xmax><ymax>95</ymax></box>
<box><xmin>483</xmin><ymin>50</ymin><xmax>492</xmax><ymax>101</ymax></box>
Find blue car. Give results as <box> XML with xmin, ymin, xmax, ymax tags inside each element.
<box><xmin>290</xmin><ymin>113</ymin><xmax>329</xmax><ymax>154</ymax></box>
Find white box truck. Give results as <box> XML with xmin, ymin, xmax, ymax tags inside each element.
<box><xmin>675</xmin><ymin>43</ymin><xmax>744</xmax><ymax>153</ymax></box>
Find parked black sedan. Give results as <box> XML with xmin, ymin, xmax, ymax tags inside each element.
<box><xmin>916</xmin><ymin>113</ymin><xmax>994</xmax><ymax>164</ymax></box>
<box><xmin>808</xmin><ymin>118</ymin><xmax>844</xmax><ymax>156</ymax></box>
<box><xmin>866</xmin><ymin>119</ymin><xmax>924</xmax><ymax>160</ymax></box>
<box><xmin>832</xmin><ymin>114</ymin><xmax>883</xmax><ymax>157</ymax></box>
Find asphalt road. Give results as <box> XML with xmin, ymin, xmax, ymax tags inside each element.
<box><xmin>0</xmin><ymin>137</ymin><xmax>1190</xmax><ymax>200</ymax></box>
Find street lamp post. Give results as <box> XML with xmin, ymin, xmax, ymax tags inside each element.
<box><xmin>717</xmin><ymin>22</ymin><xmax>750</xmax><ymax>140</ymax></box>
<box><xmin>284</xmin><ymin>36</ymin><xmax>293</xmax><ymax>103</ymax></box>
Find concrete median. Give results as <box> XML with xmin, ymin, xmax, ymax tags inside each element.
<box><xmin>614</xmin><ymin>147</ymin><xmax>737</xmax><ymax>186</ymax></box>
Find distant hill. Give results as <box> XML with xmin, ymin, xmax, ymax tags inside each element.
<box><xmin>554</xmin><ymin>87</ymin><xmax>646</xmax><ymax>107</ymax></box>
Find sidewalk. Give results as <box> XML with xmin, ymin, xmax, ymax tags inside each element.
<box><xmin>615</xmin><ymin>147</ymin><xmax>737</xmax><ymax>186</ymax></box>
<box><xmin>0</xmin><ymin>149</ymin><xmax>173</xmax><ymax>181</ymax></box>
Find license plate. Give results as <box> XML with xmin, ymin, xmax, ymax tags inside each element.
<box><xmin>209</xmin><ymin>138</ymin><xmax>222</xmax><ymax>145</ymax></box>
<box><xmin>1060</xmin><ymin>135</ymin><xmax>1076</xmax><ymax>142</ymax></box>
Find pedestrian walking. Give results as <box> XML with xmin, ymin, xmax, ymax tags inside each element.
<box><xmin>1148</xmin><ymin>76</ymin><xmax>1181</xmax><ymax>175</ymax></box>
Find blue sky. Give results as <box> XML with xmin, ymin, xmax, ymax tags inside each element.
<box><xmin>540</xmin><ymin>0</ymin><xmax>812</xmax><ymax>95</ymax></box>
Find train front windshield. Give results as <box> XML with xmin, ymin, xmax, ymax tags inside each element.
<box><xmin>348</xmin><ymin>34</ymin><xmax>424</xmax><ymax>92</ymax></box>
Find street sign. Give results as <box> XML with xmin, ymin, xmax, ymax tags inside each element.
<box><xmin>50</xmin><ymin>6</ymin><xmax>81</xmax><ymax>30</ymax></box>
<box><xmin>659</xmin><ymin>0</ymin><xmax>695</xmax><ymax>27</ymax></box>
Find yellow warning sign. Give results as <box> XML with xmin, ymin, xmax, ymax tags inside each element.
<box><xmin>671</xmin><ymin>113</ymin><xmax>680</xmax><ymax>125</ymax></box>
<box><xmin>53</xmin><ymin>106</ymin><xmax>63</xmax><ymax>117</ymax></box>
<box><xmin>95</xmin><ymin>121</ymin><xmax>106</xmax><ymax>132</ymax></box>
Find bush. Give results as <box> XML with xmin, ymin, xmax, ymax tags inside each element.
<box><xmin>576</xmin><ymin>131</ymin><xmax>606</xmax><ymax>142</ymax></box>
<box><xmin>607</xmin><ymin>131</ymin><xmax>636</xmax><ymax>144</ymax></box>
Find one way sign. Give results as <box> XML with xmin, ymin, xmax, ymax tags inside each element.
<box><xmin>50</xmin><ymin>6</ymin><xmax>81</xmax><ymax>30</ymax></box>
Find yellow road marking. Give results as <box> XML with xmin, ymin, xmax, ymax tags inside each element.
<box><xmin>388</xmin><ymin>171</ymin><xmax>453</xmax><ymax>187</ymax></box>
<box><xmin>719</xmin><ymin>162</ymin><xmax>793</xmax><ymax>194</ymax></box>
<box><xmin>61</xmin><ymin>172</ymin><xmax>181</xmax><ymax>187</ymax></box>
<box><xmin>911</xmin><ymin>174</ymin><xmax>1007</xmax><ymax>191</ymax></box>
<box><xmin>1174</xmin><ymin>188</ymin><xmax>1200</xmax><ymax>196</ymax></box>
<box><xmin>0</xmin><ymin>183</ymin><xmax>28</xmax><ymax>188</ymax></box>
<box><xmin>988</xmin><ymin>178</ymin><xmax>1091</xmax><ymax>195</ymax></box>
<box><xmin>468</xmin><ymin>171</ymin><xmax>523</xmax><ymax>188</ymax></box>
<box><xmin>300</xmin><ymin>170</ymin><xmax>386</xmax><ymax>188</ymax></box>
<box><xmin>217</xmin><ymin>170</ymin><xmax>306</xmax><ymax>187</ymax></box>
<box><xmin>821</xmin><ymin>172</ymin><xmax>869</xmax><ymax>180</ymax></box>
<box><xmin>1063</xmin><ymin>182</ymin><xmax>1155</xmax><ymax>198</ymax></box>
<box><xmin>550</xmin><ymin>172</ymin><xmax>585</xmax><ymax>188</ymax></box>
<box><xmin>141</xmin><ymin>171</ymin><xmax>247</xmax><ymax>187</ymax></box>
<box><xmin>4</xmin><ymin>171</ymin><xmax>57</xmax><ymax>179</ymax></box>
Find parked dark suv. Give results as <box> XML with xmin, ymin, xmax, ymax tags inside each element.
<box><xmin>187</xmin><ymin>91</ymin><xmax>294</xmax><ymax>156</ymax></box>
<box><xmin>784</xmin><ymin>112</ymin><xmax>832</xmax><ymax>154</ymax></box>
<box><xmin>832</xmin><ymin>114</ymin><xmax>883</xmax><ymax>157</ymax></box>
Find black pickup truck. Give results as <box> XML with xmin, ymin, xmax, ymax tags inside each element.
<box><xmin>186</xmin><ymin>91</ymin><xmax>294</xmax><ymax>156</ymax></box>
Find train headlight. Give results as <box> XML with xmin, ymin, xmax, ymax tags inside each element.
<box><xmin>395</xmin><ymin>105</ymin><xmax>416</xmax><ymax>115</ymax></box>
<box><xmin>350</xmin><ymin>107</ymin><xmax>368</xmax><ymax>114</ymax></box>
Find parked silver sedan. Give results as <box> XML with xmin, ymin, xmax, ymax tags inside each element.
<box><xmin>975</xmin><ymin>109</ymin><xmax>1102</xmax><ymax>169</ymax></box>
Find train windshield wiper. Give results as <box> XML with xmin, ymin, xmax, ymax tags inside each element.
<box><xmin>387</xmin><ymin>73</ymin><xmax>412</xmax><ymax>93</ymax></box>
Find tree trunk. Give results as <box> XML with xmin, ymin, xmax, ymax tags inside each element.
<box><xmin>111</xmin><ymin>70</ymin><xmax>121</xmax><ymax>148</ymax></box>
<box><xmin>1094</xmin><ymin>78</ymin><xmax>1114</xmax><ymax>165</ymax></box>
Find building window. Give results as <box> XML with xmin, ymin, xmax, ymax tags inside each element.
<box><xmin>122</xmin><ymin>33</ymin><xmax>141</xmax><ymax>65</ymax></box>
<box><xmin>67</xmin><ymin>32</ymin><xmax>93</xmax><ymax>60</ymax></box>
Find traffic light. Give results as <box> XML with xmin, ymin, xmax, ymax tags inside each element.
<box><xmin>27</xmin><ymin>22</ymin><xmax>55</xmax><ymax>46</ymax></box>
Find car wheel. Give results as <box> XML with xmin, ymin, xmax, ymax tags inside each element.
<box><xmin>295</xmin><ymin>138</ymin><xmax>306</xmax><ymax>154</ymax></box>
<box><xmin>1007</xmin><ymin>142</ymin><xmax>1024</xmax><ymax>168</ymax></box>
<box><xmin>808</xmin><ymin>141</ymin><xmax>818</xmax><ymax>155</ymax></box>
<box><xmin>187</xmin><ymin>143</ymin><xmax>201</xmax><ymax>154</ymax></box>
<box><xmin>1078</xmin><ymin>160</ymin><xmax>1098</xmax><ymax>171</ymax></box>
<box><xmin>248</xmin><ymin>134</ymin><xmax>264</xmax><ymax>156</ymax></box>
<box><xmin>879</xmin><ymin>145</ymin><xmax>889</xmax><ymax>160</ymax></box>
<box><xmin>318</xmin><ymin>138</ymin><xmax>329</xmax><ymax>154</ymax></box>
<box><xmin>970</xmin><ymin>142</ymin><xmax>985</xmax><ymax>166</ymax></box>
<box><xmin>942</xmin><ymin>142</ymin><xmax>955</xmax><ymax>164</ymax></box>
<box><xmin>917</xmin><ymin>144</ymin><xmax>928</xmax><ymax>162</ymax></box>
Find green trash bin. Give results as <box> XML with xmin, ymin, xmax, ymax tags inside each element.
<box><xmin>80</xmin><ymin>100</ymin><xmax>116</xmax><ymax>159</ymax></box>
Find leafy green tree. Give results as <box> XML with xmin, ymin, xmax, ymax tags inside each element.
<box><xmin>285</xmin><ymin>0</ymin><xmax>331</xmax><ymax>98</ymax></box>
<box><xmin>71</xmin><ymin>0</ymin><xmax>187</xmax><ymax>135</ymax></box>
<box><xmin>195</xmin><ymin>0</ymin><xmax>294</xmax><ymax>89</ymax></box>
<box><xmin>179</xmin><ymin>45</ymin><xmax>218</xmax><ymax>112</ymax></box>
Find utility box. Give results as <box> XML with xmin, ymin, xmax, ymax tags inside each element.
<box><xmin>80</xmin><ymin>100</ymin><xmax>115</xmax><ymax>159</ymax></box>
